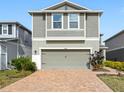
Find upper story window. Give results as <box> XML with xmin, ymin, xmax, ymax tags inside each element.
<box><xmin>0</xmin><ymin>24</ymin><xmax>13</xmax><ymax>35</ymax></box>
<box><xmin>69</xmin><ymin>13</ymin><xmax>79</xmax><ymax>29</ymax></box>
<box><xmin>52</xmin><ymin>13</ymin><xmax>62</xmax><ymax>29</ymax></box>
<box><xmin>2</xmin><ymin>24</ymin><xmax>8</xmax><ymax>34</ymax></box>
<box><xmin>8</xmin><ymin>25</ymin><xmax>12</xmax><ymax>35</ymax></box>
<box><xmin>0</xmin><ymin>25</ymin><xmax>2</xmax><ymax>34</ymax></box>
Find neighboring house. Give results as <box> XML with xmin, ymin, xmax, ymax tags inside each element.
<box><xmin>0</xmin><ymin>21</ymin><xmax>32</xmax><ymax>70</ymax></box>
<box><xmin>105</xmin><ymin>30</ymin><xmax>124</xmax><ymax>61</ymax></box>
<box><xmin>29</xmin><ymin>1</ymin><xmax>104</xmax><ymax>70</ymax></box>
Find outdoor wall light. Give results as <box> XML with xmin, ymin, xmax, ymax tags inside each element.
<box><xmin>34</xmin><ymin>50</ymin><xmax>37</xmax><ymax>55</ymax></box>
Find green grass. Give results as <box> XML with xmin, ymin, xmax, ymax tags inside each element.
<box><xmin>0</xmin><ymin>70</ymin><xmax>32</xmax><ymax>89</ymax></box>
<box><xmin>98</xmin><ymin>75</ymin><xmax>124</xmax><ymax>92</ymax></box>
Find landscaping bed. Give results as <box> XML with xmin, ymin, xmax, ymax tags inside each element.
<box><xmin>98</xmin><ymin>74</ymin><xmax>124</xmax><ymax>92</ymax></box>
<box><xmin>0</xmin><ymin>70</ymin><xmax>32</xmax><ymax>89</ymax></box>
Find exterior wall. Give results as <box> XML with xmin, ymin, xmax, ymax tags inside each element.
<box><xmin>32</xmin><ymin>40</ymin><xmax>99</xmax><ymax>55</ymax></box>
<box><xmin>63</xmin><ymin>13</ymin><xmax>68</xmax><ymax>29</ymax></box>
<box><xmin>33</xmin><ymin>12</ymin><xmax>99</xmax><ymax>38</ymax></box>
<box><xmin>47</xmin><ymin>30</ymin><xmax>84</xmax><ymax>37</ymax></box>
<box><xmin>106</xmin><ymin>48</ymin><xmax>124</xmax><ymax>61</ymax></box>
<box><xmin>86</xmin><ymin>13</ymin><xmax>99</xmax><ymax>37</ymax></box>
<box><xmin>105</xmin><ymin>32</ymin><xmax>124</xmax><ymax>61</ymax></box>
<box><xmin>0</xmin><ymin>24</ymin><xmax>17</xmax><ymax>38</ymax></box>
<box><xmin>33</xmin><ymin>14</ymin><xmax>46</xmax><ymax>37</ymax></box>
<box><xmin>6</xmin><ymin>41</ymin><xmax>17</xmax><ymax>64</ymax></box>
<box><xmin>32</xmin><ymin>3</ymin><xmax>100</xmax><ymax>69</ymax></box>
<box><xmin>80</xmin><ymin>13</ymin><xmax>84</xmax><ymax>29</ymax></box>
<box><xmin>47</xmin><ymin>13</ymin><xmax>51</xmax><ymax>29</ymax></box>
<box><xmin>17</xmin><ymin>26</ymin><xmax>32</xmax><ymax>57</ymax></box>
<box><xmin>105</xmin><ymin>32</ymin><xmax>124</xmax><ymax>50</ymax></box>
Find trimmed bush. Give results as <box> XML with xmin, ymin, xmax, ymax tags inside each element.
<box><xmin>104</xmin><ymin>61</ymin><xmax>124</xmax><ymax>71</ymax></box>
<box><xmin>11</xmin><ymin>57</ymin><xmax>37</xmax><ymax>72</ymax></box>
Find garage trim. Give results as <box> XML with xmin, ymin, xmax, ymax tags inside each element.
<box><xmin>39</xmin><ymin>47</ymin><xmax>92</xmax><ymax>69</ymax></box>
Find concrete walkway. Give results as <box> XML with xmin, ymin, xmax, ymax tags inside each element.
<box><xmin>0</xmin><ymin>69</ymin><xmax>112</xmax><ymax>92</ymax></box>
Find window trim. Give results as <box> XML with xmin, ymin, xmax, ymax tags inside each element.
<box><xmin>52</xmin><ymin>13</ymin><xmax>63</xmax><ymax>29</ymax></box>
<box><xmin>0</xmin><ymin>24</ymin><xmax>13</xmax><ymax>35</ymax></box>
<box><xmin>68</xmin><ymin>13</ymin><xmax>80</xmax><ymax>29</ymax></box>
<box><xmin>2</xmin><ymin>24</ymin><xmax>8</xmax><ymax>35</ymax></box>
<box><xmin>8</xmin><ymin>24</ymin><xmax>12</xmax><ymax>35</ymax></box>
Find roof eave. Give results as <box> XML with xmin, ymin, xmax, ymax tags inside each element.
<box><xmin>28</xmin><ymin>10</ymin><xmax>103</xmax><ymax>15</ymax></box>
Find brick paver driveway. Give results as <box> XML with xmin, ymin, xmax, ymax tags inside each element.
<box><xmin>0</xmin><ymin>69</ymin><xmax>112</xmax><ymax>92</ymax></box>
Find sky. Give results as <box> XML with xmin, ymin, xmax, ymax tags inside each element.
<box><xmin>0</xmin><ymin>0</ymin><xmax>124</xmax><ymax>41</ymax></box>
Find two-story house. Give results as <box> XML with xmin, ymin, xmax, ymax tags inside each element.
<box><xmin>105</xmin><ymin>30</ymin><xmax>124</xmax><ymax>61</ymax></box>
<box><xmin>0</xmin><ymin>21</ymin><xmax>32</xmax><ymax>70</ymax></box>
<box><xmin>29</xmin><ymin>1</ymin><xmax>103</xmax><ymax>70</ymax></box>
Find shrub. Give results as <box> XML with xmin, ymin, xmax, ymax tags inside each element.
<box><xmin>89</xmin><ymin>50</ymin><xmax>104</xmax><ymax>70</ymax></box>
<box><xmin>11</xmin><ymin>57</ymin><xmax>37</xmax><ymax>72</ymax></box>
<box><xmin>104</xmin><ymin>61</ymin><xmax>124</xmax><ymax>71</ymax></box>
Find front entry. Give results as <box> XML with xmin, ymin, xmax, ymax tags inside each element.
<box><xmin>41</xmin><ymin>49</ymin><xmax>90</xmax><ymax>69</ymax></box>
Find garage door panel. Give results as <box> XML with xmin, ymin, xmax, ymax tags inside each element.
<box><xmin>42</xmin><ymin>50</ymin><xmax>90</xmax><ymax>69</ymax></box>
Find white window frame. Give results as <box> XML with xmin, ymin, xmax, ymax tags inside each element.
<box><xmin>2</xmin><ymin>24</ymin><xmax>8</xmax><ymax>35</ymax></box>
<box><xmin>68</xmin><ymin>13</ymin><xmax>80</xmax><ymax>29</ymax></box>
<box><xmin>52</xmin><ymin>13</ymin><xmax>63</xmax><ymax>29</ymax></box>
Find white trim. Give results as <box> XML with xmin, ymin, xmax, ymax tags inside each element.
<box><xmin>32</xmin><ymin>14</ymin><xmax>33</xmax><ymax>40</ymax></box>
<box><xmin>68</xmin><ymin>13</ymin><xmax>80</xmax><ymax>29</ymax></box>
<box><xmin>29</xmin><ymin>10</ymin><xmax>103</xmax><ymax>14</ymax></box>
<box><xmin>40</xmin><ymin>0</ymin><xmax>90</xmax><ymax>11</ymax></box>
<box><xmin>46</xmin><ymin>13</ymin><xmax>47</xmax><ymax>38</ymax></box>
<box><xmin>39</xmin><ymin>47</ymin><xmax>92</xmax><ymax>69</ymax></box>
<box><xmin>98</xmin><ymin>13</ymin><xmax>100</xmax><ymax>39</ymax></box>
<box><xmin>2</xmin><ymin>24</ymin><xmax>8</xmax><ymax>35</ymax></box>
<box><xmin>40</xmin><ymin>47</ymin><xmax>93</xmax><ymax>54</ymax></box>
<box><xmin>84</xmin><ymin>13</ymin><xmax>86</xmax><ymax>37</ymax></box>
<box><xmin>107</xmin><ymin>47</ymin><xmax>124</xmax><ymax>52</ymax></box>
<box><xmin>51</xmin><ymin>13</ymin><xmax>63</xmax><ymax>29</ymax></box>
<box><xmin>47</xmin><ymin>29</ymin><xmax>84</xmax><ymax>31</ymax></box>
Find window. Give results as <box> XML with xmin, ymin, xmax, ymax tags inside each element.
<box><xmin>0</xmin><ymin>25</ymin><xmax>2</xmax><ymax>34</ymax></box>
<box><xmin>69</xmin><ymin>13</ymin><xmax>79</xmax><ymax>29</ymax></box>
<box><xmin>53</xmin><ymin>13</ymin><xmax>62</xmax><ymax>29</ymax></box>
<box><xmin>8</xmin><ymin>25</ymin><xmax>12</xmax><ymax>35</ymax></box>
<box><xmin>2</xmin><ymin>24</ymin><xmax>8</xmax><ymax>34</ymax></box>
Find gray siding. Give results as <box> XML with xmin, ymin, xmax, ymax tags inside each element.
<box><xmin>33</xmin><ymin>14</ymin><xmax>46</xmax><ymax>37</ymax></box>
<box><xmin>18</xmin><ymin>27</ymin><xmax>32</xmax><ymax>47</ymax></box>
<box><xmin>5</xmin><ymin>42</ymin><xmax>17</xmax><ymax>63</ymax></box>
<box><xmin>47</xmin><ymin>31</ymin><xmax>84</xmax><ymax>37</ymax></box>
<box><xmin>106</xmin><ymin>48</ymin><xmax>124</xmax><ymax>61</ymax></box>
<box><xmin>63</xmin><ymin>13</ymin><xmax>68</xmax><ymax>29</ymax></box>
<box><xmin>32</xmin><ymin>40</ymin><xmax>99</xmax><ymax>55</ymax></box>
<box><xmin>86</xmin><ymin>13</ymin><xmax>99</xmax><ymax>37</ymax></box>
<box><xmin>47</xmin><ymin>13</ymin><xmax>51</xmax><ymax>29</ymax></box>
<box><xmin>80</xmin><ymin>13</ymin><xmax>84</xmax><ymax>29</ymax></box>
<box><xmin>105</xmin><ymin>32</ymin><xmax>124</xmax><ymax>50</ymax></box>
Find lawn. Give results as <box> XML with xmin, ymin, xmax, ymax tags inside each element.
<box><xmin>98</xmin><ymin>75</ymin><xmax>124</xmax><ymax>92</ymax></box>
<box><xmin>0</xmin><ymin>70</ymin><xmax>32</xmax><ymax>89</ymax></box>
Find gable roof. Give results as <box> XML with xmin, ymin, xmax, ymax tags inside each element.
<box><xmin>104</xmin><ymin>30</ymin><xmax>124</xmax><ymax>42</ymax></box>
<box><xmin>43</xmin><ymin>0</ymin><xmax>90</xmax><ymax>10</ymax></box>
<box><xmin>29</xmin><ymin>1</ymin><xmax>103</xmax><ymax>15</ymax></box>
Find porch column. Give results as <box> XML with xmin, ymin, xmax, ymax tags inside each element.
<box><xmin>103</xmin><ymin>49</ymin><xmax>106</xmax><ymax>61</ymax></box>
